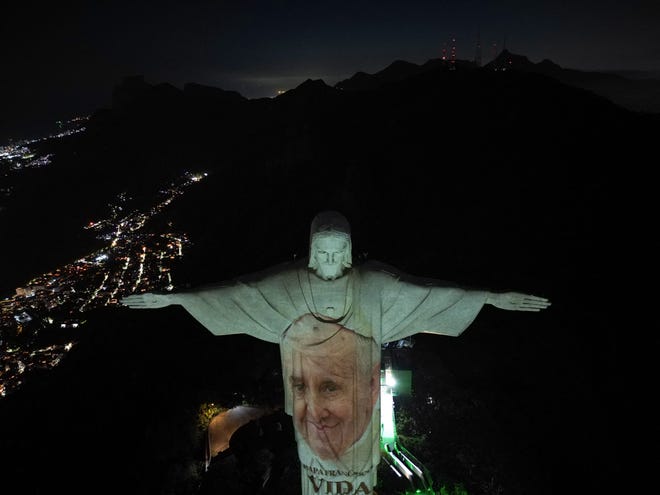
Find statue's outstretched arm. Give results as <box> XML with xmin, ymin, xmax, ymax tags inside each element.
<box><xmin>120</xmin><ymin>292</ymin><xmax>177</xmax><ymax>309</ymax></box>
<box><xmin>119</xmin><ymin>284</ymin><xmax>282</xmax><ymax>343</ymax></box>
<box><xmin>485</xmin><ymin>291</ymin><xmax>551</xmax><ymax>312</ymax></box>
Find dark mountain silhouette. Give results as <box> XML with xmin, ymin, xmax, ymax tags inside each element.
<box><xmin>111</xmin><ymin>76</ymin><xmax>246</xmax><ymax>108</ymax></box>
<box><xmin>334</xmin><ymin>49</ymin><xmax>660</xmax><ymax>114</ymax></box>
<box><xmin>335</xmin><ymin>57</ymin><xmax>477</xmax><ymax>91</ymax></box>
<box><xmin>0</xmin><ymin>54</ymin><xmax>645</xmax><ymax>495</ymax></box>
<box><xmin>486</xmin><ymin>49</ymin><xmax>660</xmax><ymax>113</ymax></box>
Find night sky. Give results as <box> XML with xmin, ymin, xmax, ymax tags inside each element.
<box><xmin>2</xmin><ymin>0</ymin><xmax>659</xmax><ymax>141</ymax></box>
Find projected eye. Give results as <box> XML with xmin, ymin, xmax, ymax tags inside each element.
<box><xmin>321</xmin><ymin>381</ymin><xmax>339</xmax><ymax>393</ymax></box>
<box><xmin>292</xmin><ymin>380</ymin><xmax>306</xmax><ymax>396</ymax></box>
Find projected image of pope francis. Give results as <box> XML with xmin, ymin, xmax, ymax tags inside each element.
<box><xmin>282</xmin><ymin>314</ymin><xmax>380</xmax><ymax>462</ymax></box>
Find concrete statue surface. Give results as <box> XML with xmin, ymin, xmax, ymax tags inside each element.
<box><xmin>121</xmin><ymin>210</ymin><xmax>550</xmax><ymax>494</ymax></box>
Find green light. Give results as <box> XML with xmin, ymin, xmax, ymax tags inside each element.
<box><xmin>380</xmin><ymin>386</ymin><xmax>396</xmax><ymax>444</ymax></box>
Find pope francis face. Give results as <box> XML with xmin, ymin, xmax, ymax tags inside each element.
<box><xmin>287</xmin><ymin>318</ymin><xmax>380</xmax><ymax>460</ymax></box>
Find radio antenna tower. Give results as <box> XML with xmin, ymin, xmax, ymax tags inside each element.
<box><xmin>475</xmin><ymin>29</ymin><xmax>482</xmax><ymax>67</ymax></box>
<box><xmin>450</xmin><ymin>36</ymin><xmax>457</xmax><ymax>70</ymax></box>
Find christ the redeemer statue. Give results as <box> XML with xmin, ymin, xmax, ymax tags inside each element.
<box><xmin>121</xmin><ymin>210</ymin><xmax>550</xmax><ymax>495</ymax></box>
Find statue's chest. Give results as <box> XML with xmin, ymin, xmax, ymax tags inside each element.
<box><xmin>305</xmin><ymin>279</ymin><xmax>351</xmax><ymax>319</ymax></box>
<box><xmin>316</xmin><ymin>290</ymin><xmax>348</xmax><ymax>317</ymax></box>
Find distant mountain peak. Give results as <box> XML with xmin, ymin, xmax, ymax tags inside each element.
<box><xmin>183</xmin><ymin>82</ymin><xmax>246</xmax><ymax>104</ymax></box>
<box><xmin>486</xmin><ymin>49</ymin><xmax>534</xmax><ymax>70</ymax></box>
<box><xmin>274</xmin><ymin>78</ymin><xmax>339</xmax><ymax>105</ymax></box>
<box><xmin>537</xmin><ymin>58</ymin><xmax>562</xmax><ymax>71</ymax></box>
<box><xmin>335</xmin><ymin>56</ymin><xmax>478</xmax><ymax>91</ymax></box>
<box><xmin>483</xmin><ymin>49</ymin><xmax>568</xmax><ymax>78</ymax></box>
<box><xmin>297</xmin><ymin>78</ymin><xmax>331</xmax><ymax>90</ymax></box>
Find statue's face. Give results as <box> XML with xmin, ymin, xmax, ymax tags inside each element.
<box><xmin>313</xmin><ymin>234</ymin><xmax>348</xmax><ymax>280</ymax></box>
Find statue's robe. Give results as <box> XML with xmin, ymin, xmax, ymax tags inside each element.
<box><xmin>176</xmin><ymin>260</ymin><xmax>487</xmax><ymax>494</ymax></box>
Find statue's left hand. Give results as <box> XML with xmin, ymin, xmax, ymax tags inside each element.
<box><xmin>486</xmin><ymin>292</ymin><xmax>551</xmax><ymax>312</ymax></box>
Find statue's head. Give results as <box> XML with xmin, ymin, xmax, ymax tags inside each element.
<box><xmin>308</xmin><ymin>210</ymin><xmax>352</xmax><ymax>280</ymax></box>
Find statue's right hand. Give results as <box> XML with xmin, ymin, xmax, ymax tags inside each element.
<box><xmin>120</xmin><ymin>292</ymin><xmax>172</xmax><ymax>309</ymax></box>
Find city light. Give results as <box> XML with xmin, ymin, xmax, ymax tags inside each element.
<box><xmin>1</xmin><ymin>129</ymin><xmax>209</xmax><ymax>398</ymax></box>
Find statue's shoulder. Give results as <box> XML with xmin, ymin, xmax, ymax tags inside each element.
<box><xmin>357</xmin><ymin>260</ymin><xmax>403</xmax><ymax>281</ymax></box>
<box><xmin>358</xmin><ymin>260</ymin><xmax>450</xmax><ymax>287</ymax></box>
